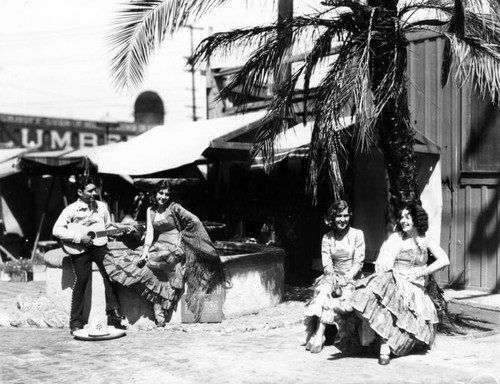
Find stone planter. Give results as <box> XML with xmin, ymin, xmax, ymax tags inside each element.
<box><xmin>0</xmin><ymin>269</ymin><xmax>29</xmax><ymax>282</ymax></box>
<box><xmin>32</xmin><ymin>264</ymin><xmax>47</xmax><ymax>282</ymax></box>
<box><xmin>43</xmin><ymin>240</ymin><xmax>285</xmax><ymax>326</ymax></box>
<box><xmin>216</xmin><ymin>241</ymin><xmax>285</xmax><ymax>318</ymax></box>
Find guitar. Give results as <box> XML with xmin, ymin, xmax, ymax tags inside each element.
<box><xmin>60</xmin><ymin>222</ymin><xmax>137</xmax><ymax>255</ymax></box>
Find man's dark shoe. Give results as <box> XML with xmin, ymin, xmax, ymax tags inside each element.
<box><xmin>107</xmin><ymin>308</ymin><xmax>125</xmax><ymax>321</ymax></box>
<box><xmin>70</xmin><ymin>326</ymin><xmax>82</xmax><ymax>335</ymax></box>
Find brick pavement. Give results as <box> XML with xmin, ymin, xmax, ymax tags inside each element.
<box><xmin>1</xmin><ymin>281</ymin><xmax>499</xmax><ymax>384</ymax></box>
<box><xmin>0</xmin><ymin>325</ymin><xmax>499</xmax><ymax>384</ymax></box>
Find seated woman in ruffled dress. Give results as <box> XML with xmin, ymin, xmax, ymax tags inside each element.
<box><xmin>104</xmin><ymin>179</ymin><xmax>224</xmax><ymax>326</ymax></box>
<box><xmin>335</xmin><ymin>202</ymin><xmax>450</xmax><ymax>365</ymax></box>
<box><xmin>303</xmin><ymin>200</ymin><xmax>365</xmax><ymax>353</ymax></box>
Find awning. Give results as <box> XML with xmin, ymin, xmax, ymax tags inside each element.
<box><xmin>67</xmin><ymin>111</ymin><xmax>266</xmax><ymax>176</ymax></box>
<box><xmin>19</xmin><ymin>148</ymin><xmax>94</xmax><ymax>175</ymax></box>
<box><xmin>0</xmin><ymin>148</ymin><xmax>28</xmax><ymax>178</ymax></box>
<box><xmin>251</xmin><ymin>116</ymin><xmax>355</xmax><ymax>169</ymax></box>
<box><xmin>250</xmin><ymin>116</ymin><xmax>440</xmax><ymax>169</ymax></box>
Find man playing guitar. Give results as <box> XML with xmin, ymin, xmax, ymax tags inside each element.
<box><xmin>52</xmin><ymin>175</ymin><xmax>124</xmax><ymax>335</ymax></box>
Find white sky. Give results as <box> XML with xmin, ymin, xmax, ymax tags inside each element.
<box><xmin>0</xmin><ymin>0</ymin><xmax>316</xmax><ymax>124</ymax></box>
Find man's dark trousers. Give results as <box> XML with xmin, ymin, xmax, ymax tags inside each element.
<box><xmin>69</xmin><ymin>246</ymin><xmax>119</xmax><ymax>329</ymax></box>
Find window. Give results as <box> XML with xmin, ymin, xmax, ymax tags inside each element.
<box><xmin>463</xmin><ymin>90</ymin><xmax>500</xmax><ymax>172</ymax></box>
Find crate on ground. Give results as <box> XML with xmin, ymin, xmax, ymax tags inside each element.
<box><xmin>180</xmin><ymin>285</ymin><xmax>225</xmax><ymax>323</ymax></box>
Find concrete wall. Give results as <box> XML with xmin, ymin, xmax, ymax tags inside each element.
<box><xmin>44</xmin><ymin>241</ymin><xmax>285</xmax><ymax>326</ymax></box>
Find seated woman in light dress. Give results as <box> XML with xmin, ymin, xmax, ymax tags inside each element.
<box><xmin>303</xmin><ymin>200</ymin><xmax>365</xmax><ymax>353</ymax></box>
<box><xmin>336</xmin><ymin>202</ymin><xmax>450</xmax><ymax>365</ymax></box>
<box><xmin>105</xmin><ymin>179</ymin><xmax>224</xmax><ymax>326</ymax></box>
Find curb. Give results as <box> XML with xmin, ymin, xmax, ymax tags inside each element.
<box><xmin>448</xmin><ymin>298</ymin><xmax>500</xmax><ymax>313</ymax></box>
<box><xmin>143</xmin><ymin>320</ymin><xmax>304</xmax><ymax>334</ymax></box>
<box><xmin>449</xmin><ymin>328</ymin><xmax>500</xmax><ymax>340</ymax></box>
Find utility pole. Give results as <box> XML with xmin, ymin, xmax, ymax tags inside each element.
<box><xmin>276</xmin><ymin>0</ymin><xmax>293</xmax><ymax>89</ymax></box>
<box><xmin>186</xmin><ymin>25</ymin><xmax>203</xmax><ymax>121</ymax></box>
<box><xmin>96</xmin><ymin>112</ymin><xmax>119</xmax><ymax>145</ymax></box>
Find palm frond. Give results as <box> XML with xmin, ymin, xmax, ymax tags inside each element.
<box><xmin>107</xmin><ymin>0</ymin><xmax>234</xmax><ymax>92</ymax></box>
<box><xmin>251</xmin><ymin>72</ymin><xmax>302</xmax><ymax>170</ymax></box>
<box><xmin>464</xmin><ymin>11</ymin><xmax>500</xmax><ymax>44</ymax></box>
<box><xmin>191</xmin><ymin>25</ymin><xmax>278</xmax><ymax>68</ymax></box>
<box><xmin>441</xmin><ymin>38</ymin><xmax>454</xmax><ymax>87</ymax></box>
<box><xmin>306</xmin><ymin>47</ymin><xmax>361</xmax><ymax>200</ymax></box>
<box><xmin>190</xmin><ymin>25</ymin><xmax>279</xmax><ymax>102</ymax></box>
<box><xmin>454</xmin><ymin>0</ymin><xmax>466</xmax><ymax>38</ymax></box>
<box><xmin>302</xmin><ymin>28</ymin><xmax>343</xmax><ymax>125</ymax></box>
<box><xmin>446</xmin><ymin>34</ymin><xmax>500</xmax><ymax>103</ymax></box>
<box><xmin>308</xmin><ymin>114</ymin><xmax>346</xmax><ymax>202</ymax></box>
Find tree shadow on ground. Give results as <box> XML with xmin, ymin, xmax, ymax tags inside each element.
<box><xmin>437</xmin><ymin>313</ymin><xmax>495</xmax><ymax>335</ymax></box>
<box><xmin>284</xmin><ymin>285</ymin><xmax>496</xmax><ymax>336</ymax></box>
<box><xmin>284</xmin><ymin>285</ymin><xmax>314</xmax><ymax>302</ymax></box>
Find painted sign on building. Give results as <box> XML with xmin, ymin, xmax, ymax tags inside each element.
<box><xmin>0</xmin><ymin>114</ymin><xmax>151</xmax><ymax>151</ymax></box>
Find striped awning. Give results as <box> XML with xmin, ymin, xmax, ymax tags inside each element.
<box><xmin>251</xmin><ymin>116</ymin><xmax>355</xmax><ymax>169</ymax></box>
<box><xmin>61</xmin><ymin>112</ymin><xmax>265</xmax><ymax>176</ymax></box>
<box><xmin>16</xmin><ymin>112</ymin><xmax>266</xmax><ymax>176</ymax></box>
<box><xmin>18</xmin><ymin>148</ymin><xmax>96</xmax><ymax>175</ymax></box>
<box><xmin>0</xmin><ymin>148</ymin><xmax>28</xmax><ymax>178</ymax></box>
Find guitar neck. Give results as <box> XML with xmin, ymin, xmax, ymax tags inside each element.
<box><xmin>94</xmin><ymin>227</ymin><xmax>128</xmax><ymax>238</ymax></box>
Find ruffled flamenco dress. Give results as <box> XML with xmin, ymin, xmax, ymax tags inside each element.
<box><xmin>335</xmin><ymin>238</ymin><xmax>438</xmax><ymax>356</ymax></box>
<box><xmin>304</xmin><ymin>235</ymin><xmax>361</xmax><ymax>336</ymax></box>
<box><xmin>104</xmin><ymin>202</ymin><xmax>224</xmax><ymax>321</ymax></box>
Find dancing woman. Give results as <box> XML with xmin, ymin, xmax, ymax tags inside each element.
<box><xmin>105</xmin><ymin>179</ymin><xmax>224</xmax><ymax>325</ymax></box>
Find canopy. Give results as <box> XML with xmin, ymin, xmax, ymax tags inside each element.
<box><xmin>19</xmin><ymin>148</ymin><xmax>94</xmax><ymax>175</ymax></box>
<box><xmin>0</xmin><ymin>148</ymin><xmax>28</xmax><ymax>178</ymax></box>
<box><xmin>251</xmin><ymin>116</ymin><xmax>355</xmax><ymax>169</ymax></box>
<box><xmin>250</xmin><ymin>115</ymin><xmax>440</xmax><ymax>169</ymax></box>
<box><xmin>67</xmin><ymin>111</ymin><xmax>266</xmax><ymax>176</ymax></box>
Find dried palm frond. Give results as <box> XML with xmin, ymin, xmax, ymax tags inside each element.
<box><xmin>107</xmin><ymin>0</ymin><xmax>244</xmax><ymax>92</ymax></box>
<box><xmin>107</xmin><ymin>0</ymin><xmax>500</xmax><ymax>203</ymax></box>
<box><xmin>445</xmin><ymin>34</ymin><xmax>500</xmax><ymax>103</ymax></box>
<box><xmin>250</xmin><ymin>72</ymin><xmax>301</xmax><ymax>169</ymax></box>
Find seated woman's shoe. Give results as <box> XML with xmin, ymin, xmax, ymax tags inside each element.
<box><xmin>310</xmin><ymin>335</ymin><xmax>326</xmax><ymax>354</ymax></box>
<box><xmin>305</xmin><ymin>340</ymin><xmax>313</xmax><ymax>351</ymax></box>
<box><xmin>136</xmin><ymin>257</ymin><xmax>147</xmax><ymax>268</ymax></box>
<box><xmin>154</xmin><ymin>303</ymin><xmax>166</xmax><ymax>327</ymax></box>
<box><xmin>379</xmin><ymin>342</ymin><xmax>391</xmax><ymax>365</ymax></box>
<box><xmin>378</xmin><ymin>354</ymin><xmax>390</xmax><ymax>365</ymax></box>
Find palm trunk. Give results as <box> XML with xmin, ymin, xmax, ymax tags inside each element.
<box><xmin>368</xmin><ymin>0</ymin><xmax>449</xmax><ymax>324</ymax></box>
<box><xmin>368</xmin><ymin>0</ymin><xmax>418</xmax><ymax>213</ymax></box>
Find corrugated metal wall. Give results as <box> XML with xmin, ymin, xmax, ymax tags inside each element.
<box><xmin>407</xmin><ymin>32</ymin><xmax>500</xmax><ymax>292</ymax></box>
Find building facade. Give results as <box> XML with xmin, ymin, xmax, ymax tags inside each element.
<box><xmin>205</xmin><ymin>31</ymin><xmax>500</xmax><ymax>292</ymax></box>
<box><xmin>0</xmin><ymin>113</ymin><xmax>152</xmax><ymax>151</ymax></box>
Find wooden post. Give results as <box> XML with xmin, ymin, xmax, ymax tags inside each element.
<box><xmin>275</xmin><ymin>0</ymin><xmax>294</xmax><ymax>90</ymax></box>
<box><xmin>30</xmin><ymin>176</ymin><xmax>56</xmax><ymax>261</ymax></box>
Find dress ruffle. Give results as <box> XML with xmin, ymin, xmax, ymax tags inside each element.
<box><xmin>104</xmin><ymin>202</ymin><xmax>225</xmax><ymax>323</ymax></box>
<box><xmin>104</xmin><ymin>249</ymin><xmax>182</xmax><ymax>311</ymax></box>
<box><xmin>348</xmin><ymin>270</ymin><xmax>438</xmax><ymax>356</ymax></box>
<box><xmin>304</xmin><ymin>274</ymin><xmax>354</xmax><ymax>324</ymax></box>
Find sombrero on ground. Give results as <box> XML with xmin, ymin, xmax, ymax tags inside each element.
<box><xmin>72</xmin><ymin>317</ymin><xmax>126</xmax><ymax>341</ymax></box>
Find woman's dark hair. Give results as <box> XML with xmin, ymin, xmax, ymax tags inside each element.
<box><xmin>75</xmin><ymin>175</ymin><xmax>95</xmax><ymax>192</ymax></box>
<box><xmin>150</xmin><ymin>181</ymin><xmax>175</xmax><ymax>209</ymax></box>
<box><xmin>325</xmin><ymin>200</ymin><xmax>352</xmax><ymax>226</ymax></box>
<box><xmin>398</xmin><ymin>202</ymin><xmax>429</xmax><ymax>235</ymax></box>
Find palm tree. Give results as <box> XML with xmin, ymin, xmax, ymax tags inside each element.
<box><xmin>107</xmin><ymin>0</ymin><xmax>500</xmax><ymax>327</ymax></box>
<box><xmin>107</xmin><ymin>0</ymin><xmax>500</xmax><ymax>211</ymax></box>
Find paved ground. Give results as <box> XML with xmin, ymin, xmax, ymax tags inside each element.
<box><xmin>1</xmin><ymin>324</ymin><xmax>499</xmax><ymax>384</ymax></box>
<box><xmin>0</xmin><ymin>281</ymin><xmax>499</xmax><ymax>384</ymax></box>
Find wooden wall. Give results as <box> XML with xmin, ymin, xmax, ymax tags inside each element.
<box><xmin>407</xmin><ymin>32</ymin><xmax>500</xmax><ymax>292</ymax></box>
<box><xmin>206</xmin><ymin>30</ymin><xmax>500</xmax><ymax>292</ymax></box>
